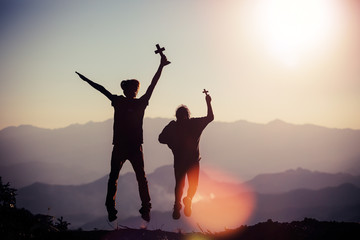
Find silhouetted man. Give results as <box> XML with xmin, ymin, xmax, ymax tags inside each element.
<box><xmin>76</xmin><ymin>51</ymin><xmax>169</xmax><ymax>222</ymax></box>
<box><xmin>158</xmin><ymin>91</ymin><xmax>214</xmax><ymax>219</ymax></box>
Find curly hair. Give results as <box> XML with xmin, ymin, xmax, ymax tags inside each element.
<box><xmin>176</xmin><ymin>105</ymin><xmax>190</xmax><ymax>120</ymax></box>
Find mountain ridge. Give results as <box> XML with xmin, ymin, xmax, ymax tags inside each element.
<box><xmin>246</xmin><ymin>167</ymin><xmax>360</xmax><ymax>193</ymax></box>
<box><xmin>1</xmin><ymin>117</ymin><xmax>360</xmax><ymax>188</ymax></box>
<box><xmin>16</xmin><ymin>165</ymin><xmax>360</xmax><ymax>230</ymax></box>
<box><xmin>3</xmin><ymin>117</ymin><xmax>360</xmax><ymax>132</ymax></box>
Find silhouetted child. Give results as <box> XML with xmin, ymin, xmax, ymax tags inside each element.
<box><xmin>76</xmin><ymin>52</ymin><xmax>169</xmax><ymax>222</ymax></box>
<box><xmin>158</xmin><ymin>91</ymin><xmax>214</xmax><ymax>219</ymax></box>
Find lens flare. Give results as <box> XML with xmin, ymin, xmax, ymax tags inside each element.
<box><xmin>186</xmin><ymin>167</ymin><xmax>256</xmax><ymax>232</ymax></box>
<box><xmin>185</xmin><ymin>234</ymin><xmax>211</xmax><ymax>240</ymax></box>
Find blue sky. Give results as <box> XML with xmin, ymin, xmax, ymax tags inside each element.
<box><xmin>1</xmin><ymin>0</ymin><xmax>359</xmax><ymax>129</ymax></box>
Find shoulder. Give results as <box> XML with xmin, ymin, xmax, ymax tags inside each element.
<box><xmin>111</xmin><ymin>94</ymin><xmax>123</xmax><ymax>99</ymax></box>
<box><xmin>111</xmin><ymin>95</ymin><xmax>124</xmax><ymax>104</ymax></box>
<box><xmin>191</xmin><ymin>117</ymin><xmax>212</xmax><ymax>126</ymax></box>
<box><xmin>112</xmin><ymin>95</ymin><xmax>124</xmax><ymax>100</ymax></box>
<box><xmin>138</xmin><ymin>95</ymin><xmax>149</xmax><ymax>105</ymax></box>
<box><xmin>197</xmin><ymin>115</ymin><xmax>213</xmax><ymax>122</ymax></box>
<box><xmin>165</xmin><ymin>120</ymin><xmax>177</xmax><ymax>128</ymax></box>
<box><xmin>190</xmin><ymin>117</ymin><xmax>204</xmax><ymax>122</ymax></box>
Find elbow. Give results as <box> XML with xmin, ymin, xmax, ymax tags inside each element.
<box><xmin>207</xmin><ymin>114</ymin><xmax>214</xmax><ymax>122</ymax></box>
<box><xmin>158</xmin><ymin>135</ymin><xmax>165</xmax><ymax>144</ymax></box>
<box><xmin>210</xmin><ymin>114</ymin><xmax>214</xmax><ymax>122</ymax></box>
<box><xmin>208</xmin><ymin>111</ymin><xmax>214</xmax><ymax>121</ymax></box>
<box><xmin>159</xmin><ymin>134</ymin><xmax>171</xmax><ymax>145</ymax></box>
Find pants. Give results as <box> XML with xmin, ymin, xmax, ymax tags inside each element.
<box><xmin>174</xmin><ymin>162</ymin><xmax>200</xmax><ymax>206</ymax></box>
<box><xmin>105</xmin><ymin>144</ymin><xmax>151</xmax><ymax>208</ymax></box>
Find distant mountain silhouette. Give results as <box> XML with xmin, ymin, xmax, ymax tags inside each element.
<box><xmin>81</xmin><ymin>183</ymin><xmax>360</xmax><ymax>230</ymax></box>
<box><xmin>246</xmin><ymin>168</ymin><xmax>360</xmax><ymax>193</ymax></box>
<box><xmin>17</xmin><ymin>172</ymin><xmax>140</xmax><ymax>228</ymax></box>
<box><xmin>1</xmin><ymin>118</ymin><xmax>360</xmax><ymax>188</ymax></box>
<box><xmin>203</xmin><ymin>119</ymin><xmax>360</xmax><ymax>180</ymax></box>
<box><xmin>0</xmin><ymin>121</ymin><xmax>113</xmax><ymax>187</ymax></box>
<box><xmin>16</xmin><ymin>165</ymin><xmax>360</xmax><ymax>230</ymax></box>
<box><xmin>250</xmin><ymin>183</ymin><xmax>360</xmax><ymax>224</ymax></box>
<box><xmin>16</xmin><ymin>165</ymin><xmax>239</xmax><ymax>230</ymax></box>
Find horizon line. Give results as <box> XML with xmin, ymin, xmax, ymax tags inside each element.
<box><xmin>1</xmin><ymin>117</ymin><xmax>359</xmax><ymax>131</ymax></box>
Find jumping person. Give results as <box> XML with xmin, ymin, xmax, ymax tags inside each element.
<box><xmin>158</xmin><ymin>91</ymin><xmax>214</xmax><ymax>219</ymax></box>
<box><xmin>76</xmin><ymin>51</ymin><xmax>169</xmax><ymax>222</ymax></box>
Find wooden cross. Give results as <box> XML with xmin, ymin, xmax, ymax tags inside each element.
<box><xmin>203</xmin><ymin>89</ymin><xmax>209</xmax><ymax>95</ymax></box>
<box><xmin>155</xmin><ymin>44</ymin><xmax>165</xmax><ymax>55</ymax></box>
<box><xmin>155</xmin><ymin>44</ymin><xmax>171</xmax><ymax>65</ymax></box>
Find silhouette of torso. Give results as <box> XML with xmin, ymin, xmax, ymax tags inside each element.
<box><xmin>111</xmin><ymin>95</ymin><xmax>148</xmax><ymax>146</ymax></box>
<box><xmin>159</xmin><ymin>117</ymin><xmax>212</xmax><ymax>168</ymax></box>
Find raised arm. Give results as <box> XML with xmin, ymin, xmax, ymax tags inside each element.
<box><xmin>75</xmin><ymin>72</ymin><xmax>113</xmax><ymax>101</ymax></box>
<box><xmin>142</xmin><ymin>54</ymin><xmax>169</xmax><ymax>101</ymax></box>
<box><xmin>205</xmin><ymin>94</ymin><xmax>214</xmax><ymax>121</ymax></box>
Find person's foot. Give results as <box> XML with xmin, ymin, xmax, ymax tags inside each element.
<box><xmin>106</xmin><ymin>205</ymin><xmax>118</xmax><ymax>222</ymax></box>
<box><xmin>183</xmin><ymin>197</ymin><xmax>192</xmax><ymax>217</ymax></box>
<box><xmin>172</xmin><ymin>203</ymin><xmax>182</xmax><ymax>220</ymax></box>
<box><xmin>139</xmin><ymin>204</ymin><xmax>151</xmax><ymax>222</ymax></box>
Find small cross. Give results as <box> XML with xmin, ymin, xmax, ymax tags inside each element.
<box><xmin>155</xmin><ymin>44</ymin><xmax>165</xmax><ymax>55</ymax></box>
<box><xmin>203</xmin><ymin>89</ymin><xmax>209</xmax><ymax>95</ymax></box>
<box><xmin>155</xmin><ymin>44</ymin><xmax>171</xmax><ymax>65</ymax></box>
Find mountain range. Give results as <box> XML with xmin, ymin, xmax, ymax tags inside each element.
<box><xmin>2</xmin><ymin>118</ymin><xmax>360</xmax><ymax>231</ymax></box>
<box><xmin>16</xmin><ymin>165</ymin><xmax>360</xmax><ymax>231</ymax></box>
<box><xmin>1</xmin><ymin>118</ymin><xmax>360</xmax><ymax>188</ymax></box>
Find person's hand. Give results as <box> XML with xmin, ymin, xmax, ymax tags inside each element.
<box><xmin>75</xmin><ymin>71</ymin><xmax>87</xmax><ymax>81</ymax></box>
<box><xmin>160</xmin><ymin>54</ymin><xmax>170</xmax><ymax>66</ymax></box>
<box><xmin>206</xmin><ymin>94</ymin><xmax>212</xmax><ymax>103</ymax></box>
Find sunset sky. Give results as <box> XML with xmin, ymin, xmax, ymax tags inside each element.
<box><xmin>1</xmin><ymin>0</ymin><xmax>359</xmax><ymax>130</ymax></box>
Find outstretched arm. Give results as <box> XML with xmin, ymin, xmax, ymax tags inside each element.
<box><xmin>142</xmin><ymin>54</ymin><xmax>169</xmax><ymax>101</ymax></box>
<box><xmin>75</xmin><ymin>72</ymin><xmax>113</xmax><ymax>101</ymax></box>
<box><xmin>205</xmin><ymin>94</ymin><xmax>214</xmax><ymax>121</ymax></box>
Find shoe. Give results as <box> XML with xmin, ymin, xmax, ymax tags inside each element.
<box><xmin>106</xmin><ymin>205</ymin><xmax>118</xmax><ymax>222</ymax></box>
<box><xmin>183</xmin><ymin>197</ymin><xmax>192</xmax><ymax>217</ymax></box>
<box><xmin>172</xmin><ymin>203</ymin><xmax>182</xmax><ymax>220</ymax></box>
<box><xmin>139</xmin><ymin>205</ymin><xmax>151</xmax><ymax>222</ymax></box>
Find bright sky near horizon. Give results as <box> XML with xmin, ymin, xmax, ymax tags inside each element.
<box><xmin>1</xmin><ymin>0</ymin><xmax>359</xmax><ymax>130</ymax></box>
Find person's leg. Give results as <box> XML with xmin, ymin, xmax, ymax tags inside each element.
<box><xmin>186</xmin><ymin>162</ymin><xmax>200</xmax><ymax>199</ymax></box>
<box><xmin>105</xmin><ymin>145</ymin><xmax>125</xmax><ymax>221</ymax></box>
<box><xmin>173</xmin><ymin>165</ymin><xmax>186</xmax><ymax>219</ymax></box>
<box><xmin>129</xmin><ymin>145</ymin><xmax>151</xmax><ymax>221</ymax></box>
<box><xmin>183</xmin><ymin>162</ymin><xmax>200</xmax><ymax>217</ymax></box>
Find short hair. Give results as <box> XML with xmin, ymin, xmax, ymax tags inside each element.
<box><xmin>121</xmin><ymin>79</ymin><xmax>140</xmax><ymax>92</ymax></box>
<box><xmin>176</xmin><ymin>105</ymin><xmax>190</xmax><ymax>120</ymax></box>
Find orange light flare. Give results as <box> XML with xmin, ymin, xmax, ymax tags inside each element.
<box><xmin>186</xmin><ymin>167</ymin><xmax>256</xmax><ymax>233</ymax></box>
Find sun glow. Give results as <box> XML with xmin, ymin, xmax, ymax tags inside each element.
<box><xmin>186</xmin><ymin>168</ymin><xmax>256</xmax><ymax>232</ymax></box>
<box><xmin>253</xmin><ymin>0</ymin><xmax>340</xmax><ymax>66</ymax></box>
